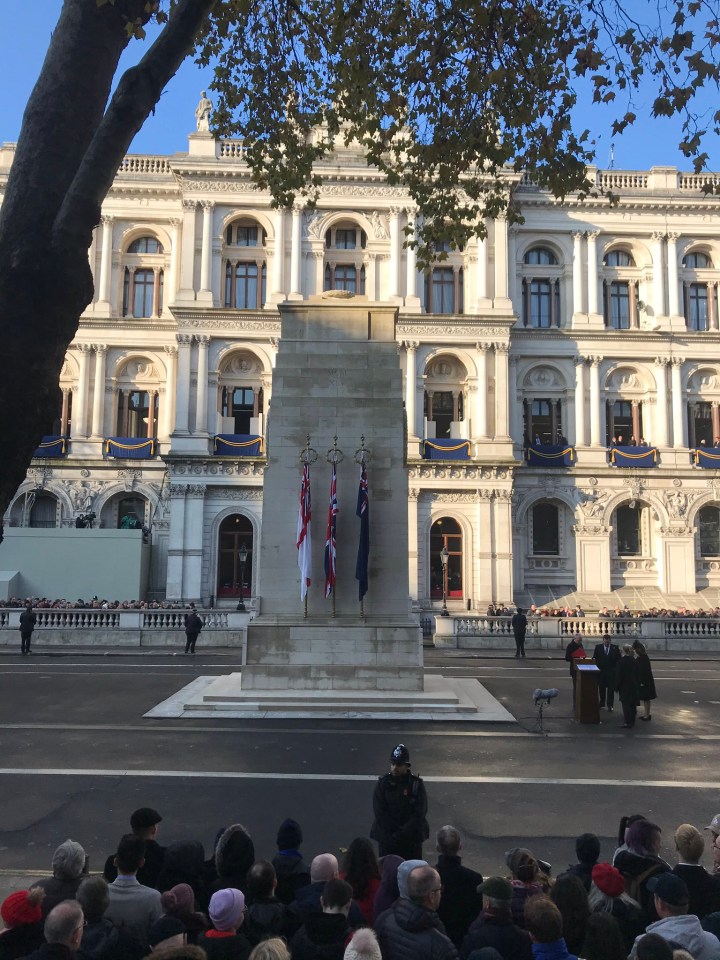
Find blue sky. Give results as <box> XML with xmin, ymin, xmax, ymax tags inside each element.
<box><xmin>1</xmin><ymin>0</ymin><xmax>717</xmax><ymax>171</ymax></box>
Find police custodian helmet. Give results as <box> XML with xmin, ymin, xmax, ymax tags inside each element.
<box><xmin>390</xmin><ymin>743</ymin><xmax>411</xmax><ymax>765</ymax></box>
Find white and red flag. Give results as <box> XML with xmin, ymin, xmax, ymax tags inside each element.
<box><xmin>296</xmin><ymin>462</ymin><xmax>312</xmax><ymax>599</ymax></box>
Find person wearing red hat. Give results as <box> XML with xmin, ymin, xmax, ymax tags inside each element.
<box><xmin>0</xmin><ymin>888</ymin><xmax>45</xmax><ymax>959</ymax></box>
<box><xmin>588</xmin><ymin>863</ymin><xmax>644</xmax><ymax>954</ymax></box>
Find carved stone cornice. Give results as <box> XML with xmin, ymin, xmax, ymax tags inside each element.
<box><xmin>166</xmin><ymin>460</ymin><xmax>266</xmax><ymax>478</ymax></box>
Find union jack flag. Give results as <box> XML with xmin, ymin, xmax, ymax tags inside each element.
<box><xmin>324</xmin><ymin>463</ymin><xmax>338</xmax><ymax>598</ymax></box>
<box><xmin>296</xmin><ymin>462</ymin><xmax>312</xmax><ymax>600</ymax></box>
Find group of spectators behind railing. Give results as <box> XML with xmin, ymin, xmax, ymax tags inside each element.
<box><xmin>0</xmin><ymin>598</ymin><xmax>187</xmax><ymax>611</ymax></box>
<box><xmin>488</xmin><ymin>604</ymin><xmax>720</xmax><ymax>620</ymax></box>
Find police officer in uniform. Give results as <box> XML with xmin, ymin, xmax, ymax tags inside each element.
<box><xmin>370</xmin><ymin>744</ymin><xmax>429</xmax><ymax>860</ymax></box>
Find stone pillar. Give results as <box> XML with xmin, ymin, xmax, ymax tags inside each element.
<box><xmin>313</xmin><ymin>251</ymin><xmax>325</xmax><ymax>296</ymax></box>
<box><xmin>574</xmin><ymin>356</ymin><xmax>587</xmax><ymax>446</ymax></box>
<box><xmin>652</xmin><ymin>232</ymin><xmax>666</xmax><ymax>318</ymax></box>
<box><xmin>667</xmin><ymin>233</ymin><xmax>680</xmax><ymax>317</ymax></box>
<box><xmin>507</xmin><ymin>225</ymin><xmax>518</xmax><ymax>308</ymax></box>
<box><xmin>163</xmin><ymin>346</ymin><xmax>178</xmax><ymax>438</ymax></box>
<box><xmin>90</xmin><ymin>345</ymin><xmax>107</xmax><ymax>437</ymax></box>
<box><xmin>572</xmin><ymin>232</ymin><xmax>584</xmax><ymax>316</ymax></box>
<box><xmin>494</xmin><ymin>217</ymin><xmax>509</xmax><ymax>303</ymax></box>
<box><xmin>97</xmin><ymin>215</ymin><xmax>114</xmax><ymax>311</ymax></box>
<box><xmin>493</xmin><ymin>490</ymin><xmax>514</xmax><ymax>602</ymax></box>
<box><xmin>389</xmin><ymin>207</ymin><xmax>402</xmax><ymax>300</ymax></box>
<box><xmin>407</xmin><ymin>488</ymin><xmax>419</xmax><ymax>602</ymax></box>
<box><xmin>177</xmin><ymin>200</ymin><xmax>198</xmax><ymax>302</ymax></box>
<box><xmin>476</xmin><ymin>232</ymin><xmax>488</xmax><ymax>306</ymax></box>
<box><xmin>71</xmin><ymin>344</ymin><xmax>92</xmax><ymax>439</ymax></box>
<box><xmin>289</xmin><ymin>204</ymin><xmax>303</xmax><ymax>299</ymax></box>
<box><xmin>194</xmin><ymin>335</ymin><xmax>210</xmax><ymax>434</ymax></box>
<box><xmin>712</xmin><ymin>402</ymin><xmax>720</xmax><ymax>442</ymax></box>
<box><xmin>405</xmin><ymin>209</ymin><xmax>420</xmax><ymax>307</ymax></box>
<box><xmin>654</xmin><ymin>358</ymin><xmax>669</xmax><ymax>446</ymax></box>
<box><xmin>586</xmin><ymin>231</ymin><xmax>599</xmax><ymax>316</ymax></box>
<box><xmin>272</xmin><ymin>207</ymin><xmax>286</xmax><ymax>300</ymax></box>
<box><xmin>659</xmin><ymin>530</ymin><xmax>696</xmax><ymax>593</ymax></box>
<box><xmin>574</xmin><ymin>524</ymin><xmax>611</xmax><ymax>592</ymax></box>
<box><xmin>631</xmin><ymin>401</ymin><xmax>641</xmax><ymax>444</ymax></box>
<box><xmin>175</xmin><ymin>335</ymin><xmax>193</xmax><ymax>435</ymax></box>
<box><xmin>166</xmin><ymin>486</ymin><xmax>187</xmax><ymax>599</ymax></box>
<box><xmin>475</xmin><ymin>342</ymin><xmax>489</xmax><ymax>439</ymax></box>
<box><xmin>589</xmin><ymin>356</ymin><xmax>602</xmax><ymax>446</ymax></box>
<box><xmin>60</xmin><ymin>389</ymin><xmax>70</xmax><ymax>436</ymax></box>
<box><xmin>477</xmin><ymin>490</ymin><xmax>494</xmax><ymax>602</ymax></box>
<box><xmin>183</xmin><ymin>484</ymin><xmax>206</xmax><ymax>601</ymax></box>
<box><xmin>509</xmin><ymin>356</ymin><xmax>522</xmax><ymax>446</ymax></box>
<box><xmin>493</xmin><ymin>342</ymin><xmax>510</xmax><ymax>439</ymax></box>
<box><xmin>199</xmin><ymin>201</ymin><xmax>214</xmax><ymax>301</ymax></box>
<box><xmin>671</xmin><ymin>357</ymin><xmax>686</xmax><ymax>447</ymax></box>
<box><xmin>167</xmin><ymin>218</ymin><xmax>181</xmax><ymax>307</ymax></box>
<box><xmin>363</xmin><ymin>253</ymin><xmax>377</xmax><ymax>301</ymax></box>
<box><xmin>404</xmin><ymin>341</ymin><xmax>418</xmax><ymax>438</ymax></box>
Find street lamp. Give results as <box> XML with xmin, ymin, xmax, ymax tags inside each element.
<box><xmin>237</xmin><ymin>542</ymin><xmax>248</xmax><ymax>612</ymax></box>
<box><xmin>440</xmin><ymin>545</ymin><xmax>449</xmax><ymax>617</ymax></box>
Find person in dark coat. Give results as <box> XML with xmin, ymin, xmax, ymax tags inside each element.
<box><xmin>370</xmin><ymin>744</ymin><xmax>429</xmax><ymax>861</ymax></box>
<box><xmin>566</xmin><ymin>834</ymin><xmax>600</xmax><ymax>892</ymax></box>
<box><xmin>592</xmin><ymin>638</ymin><xmax>622</xmax><ymax>711</ymax></box>
<box><xmin>19</xmin><ymin>600</ymin><xmax>37</xmax><ymax>656</ymax></box>
<box><xmin>198</xmin><ymin>888</ymin><xmax>252</xmax><ymax>960</ymax></box>
<box><xmin>632</xmin><ymin>641</ymin><xmax>657</xmax><ymax>721</ymax></box>
<box><xmin>374</xmin><ymin>854</ymin><xmax>404</xmax><ymax>921</ymax></box>
<box><xmin>672</xmin><ymin>824</ymin><xmax>720</xmax><ymax>920</ymax></box>
<box><xmin>32</xmin><ymin>840</ymin><xmax>87</xmax><ymax>919</ymax></box>
<box><xmin>156</xmin><ymin>840</ymin><xmax>209</xmax><ymax>908</ymax></box>
<box><xmin>290</xmin><ymin>853</ymin><xmax>365</xmax><ymax>930</ymax></box>
<box><xmin>76</xmin><ymin>875</ymin><xmax>145</xmax><ymax>960</ymax></box>
<box><xmin>184</xmin><ymin>606</ymin><xmax>203</xmax><ymax>655</ymax></box>
<box><xmin>209</xmin><ymin>824</ymin><xmax>256</xmax><ymax>897</ymax></box>
<box><xmin>614</xmin><ymin>820</ymin><xmax>670</xmax><ymax>924</ymax></box>
<box><xmin>375</xmin><ymin>866</ymin><xmax>459</xmax><ymax>960</ymax></box>
<box><xmin>160</xmin><ymin>883</ymin><xmax>209</xmax><ymax>945</ymax></box>
<box><xmin>21</xmin><ymin>900</ymin><xmax>86</xmax><ymax>960</ymax></box>
<box><xmin>434</xmin><ymin>825</ymin><xmax>483</xmax><ymax>948</ymax></box>
<box><xmin>0</xmin><ymin>888</ymin><xmax>46</xmax><ymax>960</ymax></box>
<box><xmin>103</xmin><ymin>807</ymin><xmax>166</xmax><ymax>889</ymax></box>
<box><xmin>615</xmin><ymin>644</ymin><xmax>640</xmax><ymax>729</ymax></box>
<box><xmin>289</xmin><ymin>879</ymin><xmax>352</xmax><ymax>960</ymax></box>
<box><xmin>461</xmin><ymin>877</ymin><xmax>532</xmax><ymax>960</ymax></box>
<box><xmin>511</xmin><ymin>609</ymin><xmax>528</xmax><ymax>659</ymax></box>
<box><xmin>271</xmin><ymin>818</ymin><xmax>311</xmax><ymax>905</ymax></box>
<box><xmin>243</xmin><ymin>860</ymin><xmax>299</xmax><ymax>946</ymax></box>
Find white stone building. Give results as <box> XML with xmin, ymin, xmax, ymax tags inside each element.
<box><xmin>2</xmin><ymin>129</ymin><xmax>720</xmax><ymax>612</ymax></box>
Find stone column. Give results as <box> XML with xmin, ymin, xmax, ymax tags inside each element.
<box><xmin>272</xmin><ymin>207</ymin><xmax>285</xmax><ymax>300</ymax></box>
<box><xmin>407</xmin><ymin>488</ymin><xmax>419</xmax><ymax>602</ymax></box>
<box><xmin>671</xmin><ymin>357</ymin><xmax>686</xmax><ymax>447</ymax></box>
<box><xmin>650</xmin><ymin>232</ymin><xmax>666</xmax><ymax>319</ymax></box>
<box><xmin>163</xmin><ymin>346</ymin><xmax>178</xmax><ymax>438</ymax></box>
<box><xmin>404</xmin><ymin>341</ymin><xmax>418</xmax><ymax>438</ymax></box>
<box><xmin>667</xmin><ymin>232</ymin><xmax>680</xmax><ymax>317</ymax></box>
<box><xmin>166</xmin><ymin>486</ymin><xmax>187</xmax><ymax>599</ymax></box>
<box><xmin>508</xmin><ymin>356</ymin><xmax>522</xmax><ymax>445</ymax></box>
<box><xmin>507</xmin><ymin>225</ymin><xmax>518</xmax><ymax>308</ymax></box>
<box><xmin>631</xmin><ymin>401</ymin><xmax>641</xmax><ymax>444</ymax></box>
<box><xmin>388</xmin><ymin>207</ymin><xmax>402</xmax><ymax>300</ymax></box>
<box><xmin>589</xmin><ymin>356</ymin><xmax>602</xmax><ymax>446</ymax></box>
<box><xmin>475</xmin><ymin>342</ymin><xmax>489</xmax><ymax>439</ymax></box>
<box><xmin>97</xmin><ymin>215</ymin><xmax>114</xmax><ymax>306</ymax></box>
<box><xmin>574</xmin><ymin>356</ymin><xmax>587</xmax><ymax>446</ymax></box>
<box><xmin>175</xmin><ymin>335</ymin><xmax>193</xmax><ymax>435</ymax></box>
<box><xmin>586</xmin><ymin>232</ymin><xmax>599</xmax><ymax>316</ymax></box>
<box><xmin>494</xmin><ymin>217</ymin><xmax>509</xmax><ymax>302</ymax></box>
<box><xmin>575</xmin><ymin>523</ymin><xmax>611</xmax><ymax>592</ymax></box>
<box><xmin>60</xmin><ymin>389</ymin><xmax>70</xmax><ymax>436</ymax></box>
<box><xmin>476</xmin><ymin>232</ymin><xmax>488</xmax><ymax>306</ymax></box>
<box><xmin>177</xmin><ymin>199</ymin><xmax>198</xmax><ymax>302</ymax></box>
<box><xmin>90</xmin><ymin>345</ymin><xmax>107</xmax><ymax>437</ymax></box>
<box><xmin>477</xmin><ymin>491</ymin><xmax>494</xmax><ymax>601</ymax></box>
<box><xmin>167</xmin><ymin>217</ymin><xmax>181</xmax><ymax>308</ymax></box>
<box><xmin>199</xmin><ymin>201</ymin><xmax>214</xmax><ymax>301</ymax></box>
<box><xmin>654</xmin><ymin>358</ymin><xmax>669</xmax><ymax>446</ymax></box>
<box><xmin>194</xmin><ymin>335</ymin><xmax>210</xmax><ymax>434</ymax></box>
<box><xmin>289</xmin><ymin>204</ymin><xmax>303</xmax><ymax>299</ymax></box>
<box><xmin>572</xmin><ymin>232</ymin><xmax>584</xmax><ymax>316</ymax></box>
<box><xmin>712</xmin><ymin>402</ymin><xmax>720</xmax><ymax>442</ymax></box>
<box><xmin>405</xmin><ymin>209</ymin><xmax>420</xmax><ymax>307</ymax></box>
<box><xmin>313</xmin><ymin>250</ymin><xmax>325</xmax><ymax>296</ymax></box>
<box><xmin>493</xmin><ymin>342</ymin><xmax>510</xmax><ymax>439</ymax></box>
<box><xmin>493</xmin><ymin>489</ymin><xmax>514</xmax><ymax>601</ymax></box>
<box><xmin>363</xmin><ymin>253</ymin><xmax>377</xmax><ymax>301</ymax></box>
<box><xmin>71</xmin><ymin>344</ymin><xmax>92</xmax><ymax>439</ymax></box>
<box><xmin>183</xmin><ymin>484</ymin><xmax>206</xmax><ymax>601</ymax></box>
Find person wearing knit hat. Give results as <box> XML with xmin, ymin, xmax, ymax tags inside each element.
<box><xmin>161</xmin><ymin>883</ymin><xmax>209</xmax><ymax>945</ymax></box>
<box><xmin>461</xmin><ymin>877</ymin><xmax>533</xmax><ymax>960</ymax></box>
<box><xmin>588</xmin><ymin>863</ymin><xmax>644</xmax><ymax>955</ymax></box>
<box><xmin>198</xmin><ymin>888</ymin><xmax>252</xmax><ymax>959</ymax></box>
<box><xmin>397</xmin><ymin>859</ymin><xmax>428</xmax><ymax>900</ymax></box>
<box><xmin>0</xmin><ymin>888</ymin><xmax>46</xmax><ymax>958</ymax></box>
<box><xmin>344</xmin><ymin>927</ymin><xmax>382</xmax><ymax>960</ymax></box>
<box><xmin>149</xmin><ymin>915</ymin><xmax>187</xmax><ymax>951</ymax></box>
<box><xmin>32</xmin><ymin>839</ymin><xmax>87</xmax><ymax>918</ymax></box>
<box><xmin>271</xmin><ymin>818</ymin><xmax>310</xmax><ymax>905</ymax></box>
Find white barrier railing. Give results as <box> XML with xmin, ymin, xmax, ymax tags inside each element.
<box><xmin>0</xmin><ymin>608</ymin><xmax>245</xmax><ymax>631</ymax></box>
<box><xmin>451</xmin><ymin>615</ymin><xmax>717</xmax><ymax>642</ymax></box>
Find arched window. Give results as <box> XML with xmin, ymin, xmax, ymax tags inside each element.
<box><xmin>698</xmin><ymin>505</ymin><xmax>720</xmax><ymax>557</ymax></box>
<box><xmin>682</xmin><ymin>251</ymin><xmax>715</xmax><ymax>331</ymax></box>
<box><xmin>532</xmin><ymin>502</ymin><xmax>559</xmax><ymax>555</ymax></box>
<box><xmin>118</xmin><ymin>496</ymin><xmax>146</xmax><ymax>529</ymax></box>
<box><xmin>524</xmin><ymin>247</ymin><xmax>557</xmax><ymax>266</ymax></box>
<box><xmin>29</xmin><ymin>494</ymin><xmax>58</xmax><ymax>528</ymax></box>
<box><xmin>128</xmin><ymin>236</ymin><xmax>163</xmax><ymax>254</ymax></box>
<box><xmin>430</xmin><ymin>517</ymin><xmax>463</xmax><ymax>600</ymax></box>
<box><xmin>604</xmin><ymin>250</ymin><xmax>635</xmax><ymax>267</ymax></box>
<box><xmin>684</xmin><ymin>252</ymin><xmax>712</xmax><ymax>268</ymax></box>
<box><xmin>217</xmin><ymin>515</ymin><xmax>254</xmax><ymax>599</ymax></box>
<box><xmin>603</xmin><ymin>250</ymin><xmax>639</xmax><ymax>329</ymax></box>
<box><xmin>226</xmin><ymin>223</ymin><xmax>267</xmax><ymax>247</ymax></box>
<box><xmin>524</xmin><ymin>398</ymin><xmax>563</xmax><ymax>444</ymax></box>
<box><xmin>521</xmin><ymin>247</ymin><xmax>561</xmax><ymax>327</ymax></box>
<box><xmin>616</xmin><ymin>505</ymin><xmax>641</xmax><ymax>556</ymax></box>
<box><xmin>123</xmin><ymin>236</ymin><xmax>165</xmax><ymax>317</ymax></box>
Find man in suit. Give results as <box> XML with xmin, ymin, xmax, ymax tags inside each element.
<box><xmin>593</xmin><ymin>636</ymin><xmax>622</xmax><ymax>711</ymax></box>
<box><xmin>434</xmin><ymin>825</ymin><xmax>483</xmax><ymax>947</ymax></box>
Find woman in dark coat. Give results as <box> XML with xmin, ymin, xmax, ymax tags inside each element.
<box><xmin>615</xmin><ymin>644</ymin><xmax>640</xmax><ymax>729</ymax></box>
<box><xmin>632</xmin><ymin>640</ymin><xmax>657</xmax><ymax>721</ymax></box>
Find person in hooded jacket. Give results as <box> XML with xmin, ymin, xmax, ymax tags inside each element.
<box><xmin>209</xmin><ymin>825</ymin><xmax>256</xmax><ymax>898</ymax></box>
<box><xmin>156</xmin><ymin>841</ymin><xmax>210</xmax><ymax>910</ymax></box>
<box><xmin>289</xmin><ymin>879</ymin><xmax>353</xmax><ymax>960</ymax></box>
<box><xmin>271</xmin><ymin>819</ymin><xmax>311</xmax><ymax>905</ymax></box>
<box><xmin>614</xmin><ymin>820</ymin><xmax>670</xmax><ymax>925</ymax></box>
<box><xmin>629</xmin><ymin>873</ymin><xmax>720</xmax><ymax>960</ymax></box>
<box><xmin>76</xmin><ymin>876</ymin><xmax>144</xmax><ymax>960</ymax></box>
<box><xmin>375</xmin><ymin>865</ymin><xmax>458</xmax><ymax>960</ymax></box>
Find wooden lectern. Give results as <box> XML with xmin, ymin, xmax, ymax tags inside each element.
<box><xmin>575</xmin><ymin>661</ymin><xmax>600</xmax><ymax>724</ymax></box>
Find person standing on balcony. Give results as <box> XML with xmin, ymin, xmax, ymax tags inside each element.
<box><xmin>511</xmin><ymin>608</ymin><xmax>528</xmax><ymax>658</ymax></box>
<box><xmin>19</xmin><ymin>600</ymin><xmax>37</xmax><ymax>656</ymax></box>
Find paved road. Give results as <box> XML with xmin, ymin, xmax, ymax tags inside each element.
<box><xmin>0</xmin><ymin>649</ymin><xmax>718</xmax><ymax>899</ymax></box>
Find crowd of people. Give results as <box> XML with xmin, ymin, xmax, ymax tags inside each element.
<box><xmin>0</xmin><ymin>598</ymin><xmax>187</xmax><ymax>611</ymax></box>
<box><xmin>487</xmin><ymin>604</ymin><xmax>720</xmax><ymax>621</ymax></box>
<box><xmin>2</xmin><ymin>786</ymin><xmax>720</xmax><ymax>960</ymax></box>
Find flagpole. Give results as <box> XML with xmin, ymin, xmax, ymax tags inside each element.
<box><xmin>325</xmin><ymin>436</ymin><xmax>343</xmax><ymax>616</ymax></box>
<box><xmin>298</xmin><ymin>435</ymin><xmax>317</xmax><ymax>617</ymax></box>
<box><xmin>355</xmin><ymin>434</ymin><xmax>371</xmax><ymax>620</ymax></box>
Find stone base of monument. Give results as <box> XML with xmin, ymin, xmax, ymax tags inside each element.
<box><xmin>145</xmin><ymin>673</ymin><xmax>515</xmax><ymax>722</ymax></box>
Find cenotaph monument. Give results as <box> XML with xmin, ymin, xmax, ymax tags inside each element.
<box><xmin>172</xmin><ymin>296</ymin><xmax>512</xmax><ymax>719</ymax></box>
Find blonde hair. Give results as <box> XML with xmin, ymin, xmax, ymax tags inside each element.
<box><xmin>674</xmin><ymin>823</ymin><xmax>704</xmax><ymax>863</ymax></box>
<box><xmin>248</xmin><ymin>938</ymin><xmax>291</xmax><ymax>960</ymax></box>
